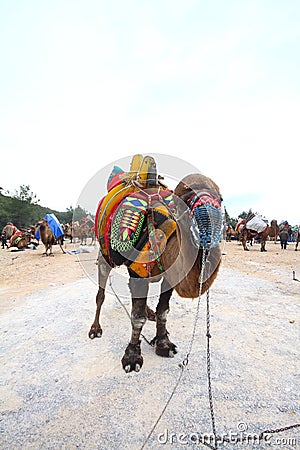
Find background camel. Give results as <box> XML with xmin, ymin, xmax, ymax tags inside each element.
<box><xmin>67</xmin><ymin>220</ymin><xmax>94</xmax><ymax>245</ymax></box>
<box><xmin>240</xmin><ymin>218</ymin><xmax>279</xmax><ymax>251</ymax></box>
<box><xmin>268</xmin><ymin>219</ymin><xmax>280</xmax><ymax>242</ymax></box>
<box><xmin>36</xmin><ymin>219</ymin><xmax>65</xmax><ymax>256</ymax></box>
<box><xmin>2</xmin><ymin>223</ymin><xmax>18</xmax><ymax>240</ymax></box>
<box><xmin>2</xmin><ymin>222</ymin><xmax>31</xmax><ymax>249</ymax></box>
<box><xmin>89</xmin><ymin>172</ymin><xmax>223</xmax><ymax>373</ymax></box>
<box><xmin>225</xmin><ymin>224</ymin><xmax>238</xmax><ymax>241</ymax></box>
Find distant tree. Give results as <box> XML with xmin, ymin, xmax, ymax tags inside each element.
<box><xmin>238</xmin><ymin>208</ymin><xmax>254</xmax><ymax>220</ymax></box>
<box><xmin>0</xmin><ymin>187</ymin><xmax>83</xmax><ymax>231</ymax></box>
<box><xmin>13</xmin><ymin>185</ymin><xmax>40</xmax><ymax>205</ymax></box>
<box><xmin>72</xmin><ymin>205</ymin><xmax>90</xmax><ymax>222</ymax></box>
<box><xmin>55</xmin><ymin>206</ymin><xmax>74</xmax><ymax>224</ymax></box>
<box><xmin>224</xmin><ymin>207</ymin><xmax>237</xmax><ymax>228</ymax></box>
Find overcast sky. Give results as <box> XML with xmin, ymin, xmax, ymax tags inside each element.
<box><xmin>0</xmin><ymin>1</ymin><xmax>299</xmax><ymax>224</ymax></box>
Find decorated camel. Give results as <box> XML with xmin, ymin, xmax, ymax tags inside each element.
<box><xmin>36</xmin><ymin>214</ymin><xmax>65</xmax><ymax>256</ymax></box>
<box><xmin>2</xmin><ymin>222</ymin><xmax>31</xmax><ymax>249</ymax></box>
<box><xmin>238</xmin><ymin>216</ymin><xmax>279</xmax><ymax>251</ymax></box>
<box><xmin>89</xmin><ymin>155</ymin><xmax>223</xmax><ymax>373</ymax></box>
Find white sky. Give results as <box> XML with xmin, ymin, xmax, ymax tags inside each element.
<box><xmin>0</xmin><ymin>1</ymin><xmax>299</xmax><ymax>224</ymax></box>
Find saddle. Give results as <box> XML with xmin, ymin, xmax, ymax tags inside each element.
<box><xmin>10</xmin><ymin>231</ymin><xmax>26</xmax><ymax>249</ymax></box>
<box><xmin>95</xmin><ymin>155</ymin><xmax>177</xmax><ymax>277</ymax></box>
<box><xmin>245</xmin><ymin>215</ymin><xmax>267</xmax><ymax>234</ymax></box>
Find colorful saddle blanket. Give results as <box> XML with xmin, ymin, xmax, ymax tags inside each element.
<box><xmin>96</xmin><ymin>189</ymin><xmax>176</xmax><ymax>276</ymax></box>
<box><xmin>10</xmin><ymin>231</ymin><xmax>26</xmax><ymax>249</ymax></box>
<box><xmin>110</xmin><ymin>195</ymin><xmax>148</xmax><ymax>253</ymax></box>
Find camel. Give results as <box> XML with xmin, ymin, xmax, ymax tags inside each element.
<box><xmin>89</xmin><ymin>172</ymin><xmax>223</xmax><ymax>373</ymax></box>
<box><xmin>240</xmin><ymin>218</ymin><xmax>279</xmax><ymax>252</ymax></box>
<box><xmin>68</xmin><ymin>219</ymin><xmax>95</xmax><ymax>245</ymax></box>
<box><xmin>295</xmin><ymin>229</ymin><xmax>300</xmax><ymax>251</ymax></box>
<box><xmin>268</xmin><ymin>219</ymin><xmax>280</xmax><ymax>242</ymax></box>
<box><xmin>78</xmin><ymin>220</ymin><xmax>89</xmax><ymax>245</ymax></box>
<box><xmin>2</xmin><ymin>223</ymin><xmax>18</xmax><ymax>240</ymax></box>
<box><xmin>67</xmin><ymin>221</ymin><xmax>86</xmax><ymax>244</ymax></box>
<box><xmin>36</xmin><ymin>219</ymin><xmax>65</xmax><ymax>256</ymax></box>
<box><xmin>225</xmin><ymin>224</ymin><xmax>238</xmax><ymax>241</ymax></box>
<box><xmin>62</xmin><ymin>223</ymin><xmax>73</xmax><ymax>241</ymax></box>
<box><xmin>2</xmin><ymin>223</ymin><xmax>31</xmax><ymax>249</ymax></box>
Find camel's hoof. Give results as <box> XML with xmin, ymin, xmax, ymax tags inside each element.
<box><xmin>125</xmin><ymin>363</ymin><xmax>141</xmax><ymax>373</ymax></box>
<box><xmin>88</xmin><ymin>326</ymin><xmax>102</xmax><ymax>339</ymax></box>
<box><xmin>49</xmin><ymin>253</ymin><xmax>54</xmax><ymax>257</ymax></box>
<box><xmin>134</xmin><ymin>363</ymin><xmax>141</xmax><ymax>372</ymax></box>
<box><xmin>155</xmin><ymin>335</ymin><xmax>177</xmax><ymax>358</ymax></box>
<box><xmin>42</xmin><ymin>253</ymin><xmax>48</xmax><ymax>257</ymax></box>
<box><xmin>121</xmin><ymin>342</ymin><xmax>143</xmax><ymax>373</ymax></box>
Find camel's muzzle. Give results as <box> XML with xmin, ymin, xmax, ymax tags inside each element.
<box><xmin>189</xmin><ymin>192</ymin><xmax>223</xmax><ymax>249</ymax></box>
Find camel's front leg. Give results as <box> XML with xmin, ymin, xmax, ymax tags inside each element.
<box><xmin>122</xmin><ymin>276</ymin><xmax>148</xmax><ymax>373</ymax></box>
<box><xmin>89</xmin><ymin>254</ymin><xmax>111</xmax><ymax>339</ymax></box>
<box><xmin>154</xmin><ymin>279</ymin><xmax>177</xmax><ymax>357</ymax></box>
<box><xmin>89</xmin><ymin>286</ymin><xmax>106</xmax><ymax>338</ymax></box>
<box><xmin>48</xmin><ymin>242</ymin><xmax>54</xmax><ymax>256</ymax></box>
<box><xmin>43</xmin><ymin>243</ymin><xmax>50</xmax><ymax>256</ymax></box>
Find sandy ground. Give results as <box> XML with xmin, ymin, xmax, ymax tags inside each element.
<box><xmin>1</xmin><ymin>239</ymin><xmax>299</xmax><ymax>449</ymax></box>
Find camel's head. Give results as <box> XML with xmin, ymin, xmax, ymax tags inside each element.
<box><xmin>174</xmin><ymin>173</ymin><xmax>223</xmax><ymax>250</ymax></box>
<box><xmin>36</xmin><ymin>218</ymin><xmax>49</xmax><ymax>233</ymax></box>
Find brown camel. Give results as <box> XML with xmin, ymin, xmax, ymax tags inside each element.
<box><xmin>240</xmin><ymin>218</ymin><xmax>279</xmax><ymax>251</ymax></box>
<box><xmin>2</xmin><ymin>223</ymin><xmax>18</xmax><ymax>240</ymax></box>
<box><xmin>2</xmin><ymin>223</ymin><xmax>31</xmax><ymax>249</ymax></box>
<box><xmin>89</xmin><ymin>173</ymin><xmax>223</xmax><ymax>373</ymax></box>
<box><xmin>226</xmin><ymin>225</ymin><xmax>238</xmax><ymax>241</ymax></box>
<box><xmin>295</xmin><ymin>229</ymin><xmax>299</xmax><ymax>251</ymax></box>
<box><xmin>268</xmin><ymin>219</ymin><xmax>280</xmax><ymax>242</ymax></box>
<box><xmin>62</xmin><ymin>223</ymin><xmax>73</xmax><ymax>242</ymax></box>
<box><xmin>68</xmin><ymin>221</ymin><xmax>89</xmax><ymax>244</ymax></box>
<box><xmin>36</xmin><ymin>219</ymin><xmax>65</xmax><ymax>256</ymax></box>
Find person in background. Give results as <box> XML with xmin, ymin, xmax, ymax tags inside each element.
<box><xmin>279</xmin><ymin>228</ymin><xmax>289</xmax><ymax>250</ymax></box>
<box><xmin>1</xmin><ymin>230</ymin><xmax>9</xmax><ymax>249</ymax></box>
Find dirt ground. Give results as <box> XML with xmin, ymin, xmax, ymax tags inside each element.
<box><xmin>1</xmin><ymin>239</ymin><xmax>299</xmax><ymax>313</ymax></box>
<box><xmin>0</xmin><ymin>241</ymin><xmax>86</xmax><ymax>313</ymax></box>
<box><xmin>1</xmin><ymin>239</ymin><xmax>299</xmax><ymax>449</ymax></box>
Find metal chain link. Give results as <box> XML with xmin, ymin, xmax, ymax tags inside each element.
<box><xmin>206</xmin><ymin>283</ymin><xmax>218</xmax><ymax>448</ymax></box>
